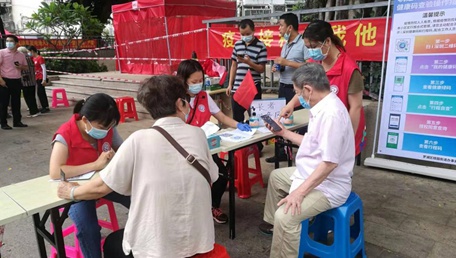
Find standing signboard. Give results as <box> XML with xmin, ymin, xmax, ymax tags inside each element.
<box><xmin>378</xmin><ymin>0</ymin><xmax>456</xmax><ymax>165</ymax></box>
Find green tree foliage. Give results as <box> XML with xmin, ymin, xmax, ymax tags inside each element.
<box><xmin>26</xmin><ymin>1</ymin><xmax>104</xmax><ymax>50</ymax></box>
<box><xmin>69</xmin><ymin>0</ymin><xmax>130</xmax><ymax>25</ymax></box>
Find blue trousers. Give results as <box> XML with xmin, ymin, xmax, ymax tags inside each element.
<box><xmin>68</xmin><ymin>192</ymin><xmax>130</xmax><ymax>258</ymax></box>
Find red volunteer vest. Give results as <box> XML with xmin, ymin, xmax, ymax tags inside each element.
<box><xmin>53</xmin><ymin>114</ymin><xmax>114</xmax><ymax>166</ymax></box>
<box><xmin>310</xmin><ymin>50</ymin><xmax>366</xmax><ymax>155</ymax></box>
<box><xmin>186</xmin><ymin>91</ymin><xmax>212</xmax><ymax>128</ymax></box>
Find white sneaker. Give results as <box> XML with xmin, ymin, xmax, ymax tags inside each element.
<box><xmin>27</xmin><ymin>112</ymin><xmax>41</xmax><ymax>118</ymax></box>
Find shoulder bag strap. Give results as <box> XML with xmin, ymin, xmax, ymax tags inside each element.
<box><xmin>151</xmin><ymin>126</ymin><xmax>211</xmax><ymax>186</ymax></box>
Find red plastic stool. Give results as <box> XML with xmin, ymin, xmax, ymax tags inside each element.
<box><xmin>51</xmin><ymin>88</ymin><xmax>69</xmax><ymax>108</ymax></box>
<box><xmin>192</xmin><ymin>243</ymin><xmax>230</xmax><ymax>257</ymax></box>
<box><xmin>115</xmin><ymin>96</ymin><xmax>138</xmax><ymax>123</ymax></box>
<box><xmin>220</xmin><ymin>144</ymin><xmax>264</xmax><ymax>199</ymax></box>
<box><xmin>50</xmin><ymin>199</ymin><xmax>120</xmax><ymax>258</ymax></box>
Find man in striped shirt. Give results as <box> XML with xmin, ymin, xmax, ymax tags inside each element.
<box><xmin>226</xmin><ymin>19</ymin><xmax>268</xmax><ymax>123</ymax></box>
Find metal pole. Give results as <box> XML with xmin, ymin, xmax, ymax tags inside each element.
<box><xmin>371</xmin><ymin>0</ymin><xmax>392</xmax><ymax>159</ymax></box>
<box><xmin>164</xmin><ymin>17</ymin><xmax>172</xmax><ymax>66</ymax></box>
<box><xmin>207</xmin><ymin>23</ymin><xmax>210</xmax><ymax>58</ymax></box>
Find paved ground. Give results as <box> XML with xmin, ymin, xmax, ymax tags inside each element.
<box><xmin>1</xmin><ymin>101</ymin><xmax>456</xmax><ymax>258</ymax></box>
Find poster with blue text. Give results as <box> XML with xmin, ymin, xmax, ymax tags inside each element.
<box><xmin>378</xmin><ymin>0</ymin><xmax>456</xmax><ymax>165</ymax></box>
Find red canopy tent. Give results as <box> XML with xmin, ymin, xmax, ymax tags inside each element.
<box><xmin>112</xmin><ymin>0</ymin><xmax>236</xmax><ymax>74</ymax></box>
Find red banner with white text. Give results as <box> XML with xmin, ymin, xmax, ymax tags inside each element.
<box><xmin>209</xmin><ymin>17</ymin><xmax>391</xmax><ymax>62</ymax></box>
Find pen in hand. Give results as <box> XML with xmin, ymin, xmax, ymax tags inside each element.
<box><xmin>60</xmin><ymin>169</ymin><xmax>67</xmax><ymax>182</ymax></box>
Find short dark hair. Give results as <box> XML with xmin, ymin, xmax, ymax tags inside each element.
<box><xmin>73</xmin><ymin>93</ymin><xmax>120</xmax><ymax>127</ymax></box>
<box><xmin>239</xmin><ymin>19</ymin><xmax>255</xmax><ymax>31</ymax></box>
<box><xmin>137</xmin><ymin>75</ymin><xmax>188</xmax><ymax>120</ymax></box>
<box><xmin>292</xmin><ymin>63</ymin><xmax>330</xmax><ymax>92</ymax></box>
<box><xmin>303</xmin><ymin>20</ymin><xmax>345</xmax><ymax>51</ymax></box>
<box><xmin>26</xmin><ymin>45</ymin><xmax>39</xmax><ymax>54</ymax></box>
<box><xmin>176</xmin><ymin>59</ymin><xmax>205</xmax><ymax>87</ymax></box>
<box><xmin>6</xmin><ymin>35</ymin><xmax>19</xmax><ymax>43</ymax></box>
<box><xmin>279</xmin><ymin>13</ymin><xmax>299</xmax><ymax>31</ymax></box>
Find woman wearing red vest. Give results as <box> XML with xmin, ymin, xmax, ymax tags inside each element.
<box><xmin>280</xmin><ymin>20</ymin><xmax>365</xmax><ymax>155</ymax></box>
<box><xmin>49</xmin><ymin>93</ymin><xmax>130</xmax><ymax>258</ymax></box>
<box><xmin>177</xmin><ymin>59</ymin><xmax>251</xmax><ymax>224</ymax></box>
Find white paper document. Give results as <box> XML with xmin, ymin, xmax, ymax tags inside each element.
<box><xmin>257</xmin><ymin>127</ymin><xmax>271</xmax><ymax>133</ymax></box>
<box><xmin>50</xmin><ymin>171</ymin><xmax>96</xmax><ymax>182</ymax></box>
<box><xmin>201</xmin><ymin>121</ymin><xmax>220</xmax><ymax>137</ymax></box>
<box><xmin>218</xmin><ymin>129</ymin><xmax>257</xmax><ymax>143</ymax></box>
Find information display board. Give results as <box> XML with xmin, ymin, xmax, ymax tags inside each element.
<box><xmin>378</xmin><ymin>0</ymin><xmax>456</xmax><ymax>165</ymax></box>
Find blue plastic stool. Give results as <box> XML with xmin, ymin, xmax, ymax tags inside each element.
<box><xmin>298</xmin><ymin>192</ymin><xmax>366</xmax><ymax>258</ymax></box>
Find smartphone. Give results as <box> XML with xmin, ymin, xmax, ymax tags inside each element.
<box><xmin>261</xmin><ymin>115</ymin><xmax>282</xmax><ymax>132</ymax></box>
<box><xmin>60</xmin><ymin>169</ymin><xmax>66</xmax><ymax>182</ymax></box>
<box><xmin>237</xmin><ymin>54</ymin><xmax>245</xmax><ymax>58</ymax></box>
<box><xmin>14</xmin><ymin>61</ymin><xmax>19</xmax><ymax>66</ymax></box>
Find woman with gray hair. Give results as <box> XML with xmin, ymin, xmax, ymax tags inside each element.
<box><xmin>17</xmin><ymin>46</ymin><xmax>40</xmax><ymax>117</ymax></box>
<box><xmin>58</xmin><ymin>75</ymin><xmax>222</xmax><ymax>257</ymax></box>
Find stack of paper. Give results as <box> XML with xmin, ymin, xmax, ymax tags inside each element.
<box><xmin>201</xmin><ymin>121</ymin><xmax>220</xmax><ymax>137</ymax></box>
<box><xmin>218</xmin><ymin>129</ymin><xmax>257</xmax><ymax>143</ymax></box>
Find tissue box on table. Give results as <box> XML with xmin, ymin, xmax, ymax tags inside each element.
<box><xmin>201</xmin><ymin>121</ymin><xmax>221</xmax><ymax>150</ymax></box>
<box><xmin>207</xmin><ymin>134</ymin><xmax>221</xmax><ymax>149</ymax></box>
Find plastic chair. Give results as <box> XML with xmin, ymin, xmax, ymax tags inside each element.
<box><xmin>192</xmin><ymin>243</ymin><xmax>230</xmax><ymax>258</ymax></box>
<box><xmin>220</xmin><ymin>144</ymin><xmax>264</xmax><ymax>199</ymax></box>
<box><xmin>51</xmin><ymin>88</ymin><xmax>69</xmax><ymax>108</ymax></box>
<box><xmin>50</xmin><ymin>199</ymin><xmax>120</xmax><ymax>258</ymax></box>
<box><xmin>298</xmin><ymin>192</ymin><xmax>366</xmax><ymax>258</ymax></box>
<box><xmin>115</xmin><ymin>96</ymin><xmax>138</xmax><ymax>123</ymax></box>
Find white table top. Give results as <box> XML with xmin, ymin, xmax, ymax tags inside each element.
<box><xmin>1</xmin><ymin>176</ymin><xmax>69</xmax><ymax>216</ymax></box>
<box><xmin>206</xmin><ymin>89</ymin><xmax>225</xmax><ymax>95</ymax></box>
<box><xmin>0</xmin><ymin>191</ymin><xmax>27</xmax><ymax>225</ymax></box>
<box><xmin>208</xmin><ymin>99</ymin><xmax>373</xmax><ymax>155</ymax></box>
<box><xmin>210</xmin><ymin>109</ymin><xmax>310</xmax><ymax>155</ymax></box>
<box><xmin>1</xmin><ymin>174</ymin><xmax>97</xmax><ymax>216</ymax></box>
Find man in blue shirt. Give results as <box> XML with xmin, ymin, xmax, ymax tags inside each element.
<box><xmin>266</xmin><ymin>13</ymin><xmax>309</xmax><ymax>163</ymax></box>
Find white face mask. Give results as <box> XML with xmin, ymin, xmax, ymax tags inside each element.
<box><xmin>242</xmin><ymin>35</ymin><xmax>253</xmax><ymax>43</ymax></box>
<box><xmin>188</xmin><ymin>83</ymin><xmax>203</xmax><ymax>94</ymax></box>
<box><xmin>6</xmin><ymin>42</ymin><xmax>15</xmax><ymax>49</ymax></box>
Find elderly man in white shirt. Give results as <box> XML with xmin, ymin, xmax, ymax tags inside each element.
<box><xmin>259</xmin><ymin>63</ymin><xmax>355</xmax><ymax>258</ymax></box>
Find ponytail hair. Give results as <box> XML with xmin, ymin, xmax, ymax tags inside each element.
<box><xmin>73</xmin><ymin>93</ymin><xmax>120</xmax><ymax>127</ymax></box>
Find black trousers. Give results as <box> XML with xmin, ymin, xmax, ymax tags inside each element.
<box><xmin>36</xmin><ymin>79</ymin><xmax>49</xmax><ymax>108</ymax></box>
<box><xmin>103</xmin><ymin>229</ymin><xmax>133</xmax><ymax>258</ymax></box>
<box><xmin>0</xmin><ymin>78</ymin><xmax>23</xmax><ymax>125</ymax></box>
<box><xmin>211</xmin><ymin>154</ymin><xmax>228</xmax><ymax>208</ymax></box>
<box><xmin>231</xmin><ymin>81</ymin><xmax>263</xmax><ymax>152</ymax></box>
<box><xmin>22</xmin><ymin>86</ymin><xmax>39</xmax><ymax>115</ymax></box>
<box><xmin>231</xmin><ymin>81</ymin><xmax>262</xmax><ymax>123</ymax></box>
<box><xmin>279</xmin><ymin>82</ymin><xmax>303</xmax><ymax>111</ymax></box>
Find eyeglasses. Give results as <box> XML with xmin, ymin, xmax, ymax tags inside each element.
<box><xmin>182</xmin><ymin>94</ymin><xmax>190</xmax><ymax>102</ymax></box>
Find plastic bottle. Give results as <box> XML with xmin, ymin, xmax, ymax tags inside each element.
<box><xmin>283</xmin><ymin>114</ymin><xmax>294</xmax><ymax>126</ymax></box>
<box><xmin>204</xmin><ymin>77</ymin><xmax>211</xmax><ymax>91</ymax></box>
<box><xmin>249</xmin><ymin>110</ymin><xmax>260</xmax><ymax>128</ymax></box>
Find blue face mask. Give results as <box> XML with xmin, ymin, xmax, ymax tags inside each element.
<box><xmin>6</xmin><ymin>42</ymin><xmax>15</xmax><ymax>50</ymax></box>
<box><xmin>298</xmin><ymin>95</ymin><xmax>311</xmax><ymax>109</ymax></box>
<box><xmin>283</xmin><ymin>32</ymin><xmax>290</xmax><ymax>41</ymax></box>
<box><xmin>242</xmin><ymin>35</ymin><xmax>253</xmax><ymax>43</ymax></box>
<box><xmin>188</xmin><ymin>83</ymin><xmax>203</xmax><ymax>94</ymax></box>
<box><xmin>308</xmin><ymin>41</ymin><xmax>329</xmax><ymax>61</ymax></box>
<box><xmin>308</xmin><ymin>47</ymin><xmax>326</xmax><ymax>61</ymax></box>
<box><xmin>85</xmin><ymin>121</ymin><xmax>110</xmax><ymax>139</ymax></box>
